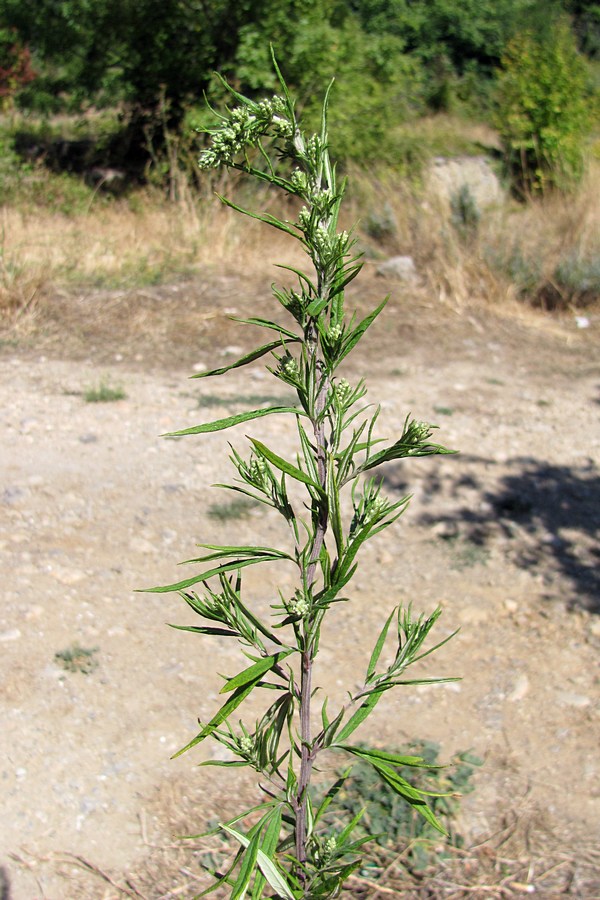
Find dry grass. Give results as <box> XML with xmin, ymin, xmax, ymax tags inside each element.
<box><xmin>10</xmin><ymin>785</ymin><xmax>598</xmax><ymax>899</ymax></box>
<box><xmin>0</xmin><ymin>188</ymin><xmax>304</xmax><ymax>331</ymax></box>
<box><xmin>347</xmin><ymin>157</ymin><xmax>600</xmax><ymax>313</ymax></box>
<box><xmin>1</xmin><ymin>155</ymin><xmax>599</xmax><ymax>334</ymax></box>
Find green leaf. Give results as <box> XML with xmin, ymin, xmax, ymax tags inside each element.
<box><xmin>338</xmin><ymin>745</ymin><xmax>435</xmax><ymax>769</ymax></box>
<box><xmin>230</xmin><ymin>316</ymin><xmax>300</xmax><ymax>341</ymax></box>
<box><xmin>334</xmin><ymin>688</ymin><xmax>385</xmax><ymax>744</ymax></box>
<box><xmin>337</xmin><ymin>297</ymin><xmax>388</xmax><ymax>364</ymax></box>
<box><xmin>305</xmin><ymin>295</ymin><xmax>329</xmax><ymax>317</ymax></box>
<box><xmin>250</xmin><ymin>438</ymin><xmax>325</xmax><ymax>495</ymax></box>
<box><xmin>251</xmin><ymin>807</ymin><xmax>282</xmax><ymax>900</ymax></box>
<box><xmin>220</xmin><ymin>650</ymin><xmax>293</xmax><ymax>694</ymax></box>
<box><xmin>221</xmin><ymin>825</ymin><xmax>296</xmax><ymax>900</ymax></box>
<box><xmin>143</xmin><ymin>556</ymin><xmax>279</xmax><ymax>594</ymax></box>
<box><xmin>218</xmin><ymin>195</ymin><xmax>301</xmax><ymax>241</ymax></box>
<box><xmin>188</xmin><ymin>544</ymin><xmax>293</xmax><ymax>563</ymax></box>
<box><xmin>191</xmin><ymin>340</ymin><xmax>288</xmax><ymax>378</ymax></box>
<box><xmin>163</xmin><ymin>406</ymin><xmax>301</xmax><ymax>437</ymax></box>
<box><xmin>168</xmin><ymin>624</ymin><xmax>238</xmax><ymax>637</ymax></box>
<box><xmin>366</xmin><ymin>760</ymin><xmax>448</xmax><ymax>835</ymax></box>
<box><xmin>366</xmin><ymin>609</ymin><xmax>395</xmax><ymax>681</ymax></box>
<box><xmin>172</xmin><ymin>681</ymin><xmax>257</xmax><ymax>757</ymax></box>
<box><xmin>231</xmin><ymin>828</ymin><xmax>261</xmax><ymax>900</ymax></box>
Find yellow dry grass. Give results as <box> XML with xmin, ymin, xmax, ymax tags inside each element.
<box><xmin>1</xmin><ymin>157</ymin><xmax>599</xmax><ymax>329</ymax></box>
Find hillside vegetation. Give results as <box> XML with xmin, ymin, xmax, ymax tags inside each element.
<box><xmin>1</xmin><ymin>0</ymin><xmax>599</xmax><ymax>321</ymax></box>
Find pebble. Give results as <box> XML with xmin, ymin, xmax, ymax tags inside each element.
<box><xmin>130</xmin><ymin>536</ymin><xmax>155</xmax><ymax>554</ymax></box>
<box><xmin>0</xmin><ymin>628</ymin><xmax>21</xmax><ymax>642</ymax></box>
<box><xmin>50</xmin><ymin>565</ymin><xmax>86</xmax><ymax>585</ymax></box>
<box><xmin>508</xmin><ymin>674</ymin><xmax>530</xmax><ymax>702</ymax></box>
<box><xmin>557</xmin><ymin>691</ymin><xmax>591</xmax><ymax>709</ymax></box>
<box><xmin>24</xmin><ymin>605</ymin><xmax>44</xmax><ymax>621</ymax></box>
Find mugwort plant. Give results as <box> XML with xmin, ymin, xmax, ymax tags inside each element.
<box><xmin>148</xmin><ymin>56</ymin><xmax>457</xmax><ymax>899</ymax></box>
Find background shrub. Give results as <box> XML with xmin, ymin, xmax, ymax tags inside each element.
<box><xmin>496</xmin><ymin>17</ymin><xmax>593</xmax><ymax>195</ymax></box>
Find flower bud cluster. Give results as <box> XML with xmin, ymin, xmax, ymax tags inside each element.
<box><xmin>408</xmin><ymin>420</ymin><xmax>433</xmax><ymax>444</ymax></box>
<box><xmin>247</xmin><ymin>455</ymin><xmax>269</xmax><ymax>490</ymax></box>
<box><xmin>288</xmin><ymin>591</ymin><xmax>310</xmax><ymax>618</ymax></box>
<box><xmin>238</xmin><ymin>733</ymin><xmax>254</xmax><ymax>755</ymax></box>
<box><xmin>290</xmin><ymin>168</ymin><xmax>309</xmax><ymax>194</ymax></box>
<box><xmin>323</xmin><ymin>836</ymin><xmax>337</xmax><ymax>861</ymax></box>
<box><xmin>198</xmin><ymin>95</ymin><xmax>292</xmax><ymax>169</ymax></box>
<box><xmin>280</xmin><ymin>289</ymin><xmax>305</xmax><ymax>319</ymax></box>
<box><xmin>279</xmin><ymin>353</ymin><xmax>299</xmax><ymax>380</ymax></box>
<box><xmin>328</xmin><ymin>324</ymin><xmax>343</xmax><ymax>344</ymax></box>
<box><xmin>365</xmin><ymin>496</ymin><xmax>387</xmax><ymax>523</ymax></box>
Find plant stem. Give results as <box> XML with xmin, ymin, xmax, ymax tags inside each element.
<box><xmin>295</xmin><ymin>316</ymin><xmax>330</xmax><ymax>886</ymax></box>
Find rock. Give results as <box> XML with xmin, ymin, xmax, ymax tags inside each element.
<box><xmin>427</xmin><ymin>156</ymin><xmax>504</xmax><ymax>210</ymax></box>
<box><xmin>376</xmin><ymin>255</ymin><xmax>419</xmax><ymax>283</ymax></box>
<box><xmin>129</xmin><ymin>536</ymin><xmax>155</xmax><ymax>555</ymax></box>
<box><xmin>557</xmin><ymin>691</ymin><xmax>591</xmax><ymax>709</ymax></box>
<box><xmin>508</xmin><ymin>674</ymin><xmax>530</xmax><ymax>702</ymax></box>
<box><xmin>0</xmin><ymin>628</ymin><xmax>21</xmax><ymax>642</ymax></box>
<box><xmin>50</xmin><ymin>565</ymin><xmax>86</xmax><ymax>585</ymax></box>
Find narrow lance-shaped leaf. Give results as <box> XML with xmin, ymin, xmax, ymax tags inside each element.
<box><xmin>230</xmin><ymin>828</ymin><xmax>261</xmax><ymax>900</ymax></box>
<box><xmin>172</xmin><ymin>680</ymin><xmax>258</xmax><ymax>758</ymax></box>
<box><xmin>366</xmin><ymin>608</ymin><xmax>396</xmax><ymax>681</ymax></box>
<box><xmin>220</xmin><ymin>650</ymin><xmax>294</xmax><ymax>694</ymax></box>
<box><xmin>143</xmin><ymin>555</ymin><xmax>282</xmax><ymax>595</ymax></box>
<box><xmin>186</xmin><ymin>544</ymin><xmax>293</xmax><ymax>564</ymax></box>
<box><xmin>250</xmin><ymin>438</ymin><xmax>325</xmax><ymax>496</ymax></box>
<box><xmin>230</xmin><ymin>316</ymin><xmax>300</xmax><ymax>341</ymax></box>
<box><xmin>191</xmin><ymin>340</ymin><xmax>292</xmax><ymax>379</ymax></box>
<box><xmin>163</xmin><ymin>405</ymin><xmax>303</xmax><ymax>437</ymax></box>
<box><xmin>218</xmin><ymin>194</ymin><xmax>302</xmax><ymax>241</ymax></box>
<box><xmin>337</xmin><ymin>744</ymin><xmax>439</xmax><ymax>769</ymax></box>
<box><xmin>221</xmin><ymin>824</ymin><xmax>296</xmax><ymax>900</ymax></box>
<box><xmin>333</xmin><ymin>686</ymin><xmax>386</xmax><ymax>744</ymax></box>
<box><xmin>337</xmin><ymin>297</ymin><xmax>388</xmax><ymax>365</ymax></box>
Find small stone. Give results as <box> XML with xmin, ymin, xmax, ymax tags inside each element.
<box><xmin>504</xmin><ymin>599</ymin><xmax>519</xmax><ymax>614</ymax></box>
<box><xmin>79</xmin><ymin>433</ymin><xmax>98</xmax><ymax>444</ymax></box>
<box><xmin>0</xmin><ymin>628</ymin><xmax>21</xmax><ymax>642</ymax></box>
<box><xmin>508</xmin><ymin>674</ymin><xmax>530</xmax><ymax>702</ymax></box>
<box><xmin>129</xmin><ymin>537</ymin><xmax>155</xmax><ymax>554</ymax></box>
<box><xmin>24</xmin><ymin>605</ymin><xmax>44</xmax><ymax>621</ymax></box>
<box><xmin>376</xmin><ymin>255</ymin><xmax>419</xmax><ymax>283</ymax></box>
<box><xmin>50</xmin><ymin>565</ymin><xmax>86</xmax><ymax>585</ymax></box>
<box><xmin>557</xmin><ymin>691</ymin><xmax>591</xmax><ymax>709</ymax></box>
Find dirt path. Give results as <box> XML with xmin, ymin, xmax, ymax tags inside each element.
<box><xmin>1</xmin><ymin>274</ymin><xmax>599</xmax><ymax>898</ymax></box>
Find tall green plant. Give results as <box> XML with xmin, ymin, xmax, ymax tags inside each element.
<box><xmin>148</xmin><ymin>58</ymin><xmax>456</xmax><ymax>899</ymax></box>
<box><xmin>496</xmin><ymin>16</ymin><xmax>592</xmax><ymax>195</ymax></box>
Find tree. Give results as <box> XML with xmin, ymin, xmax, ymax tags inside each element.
<box><xmin>496</xmin><ymin>16</ymin><xmax>592</xmax><ymax>195</ymax></box>
<box><xmin>0</xmin><ymin>26</ymin><xmax>34</xmax><ymax>109</ymax></box>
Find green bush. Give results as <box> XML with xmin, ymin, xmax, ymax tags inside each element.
<box><xmin>495</xmin><ymin>17</ymin><xmax>593</xmax><ymax>195</ymax></box>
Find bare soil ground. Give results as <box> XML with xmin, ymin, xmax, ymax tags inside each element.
<box><xmin>1</xmin><ymin>270</ymin><xmax>599</xmax><ymax>898</ymax></box>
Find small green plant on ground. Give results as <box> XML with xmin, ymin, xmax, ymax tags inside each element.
<box><xmin>83</xmin><ymin>379</ymin><xmax>126</xmax><ymax>403</ymax></box>
<box><xmin>54</xmin><ymin>643</ymin><xmax>99</xmax><ymax>674</ymax></box>
<box><xmin>208</xmin><ymin>498</ymin><xmax>261</xmax><ymax>522</ymax></box>
<box><xmin>325</xmin><ymin>742</ymin><xmax>482</xmax><ymax>876</ymax></box>
<box><xmin>197</xmin><ymin>392</ymin><xmax>295</xmax><ymax>410</ymax></box>
<box><xmin>147</xmin><ymin>56</ymin><xmax>457</xmax><ymax>899</ymax></box>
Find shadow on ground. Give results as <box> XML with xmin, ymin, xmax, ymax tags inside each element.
<box><xmin>384</xmin><ymin>455</ymin><xmax>600</xmax><ymax>614</ymax></box>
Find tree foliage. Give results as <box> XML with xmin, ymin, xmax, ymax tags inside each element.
<box><xmin>0</xmin><ymin>0</ymin><xmax>597</xmax><ymax>169</ymax></box>
<box><xmin>496</xmin><ymin>16</ymin><xmax>592</xmax><ymax>195</ymax></box>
